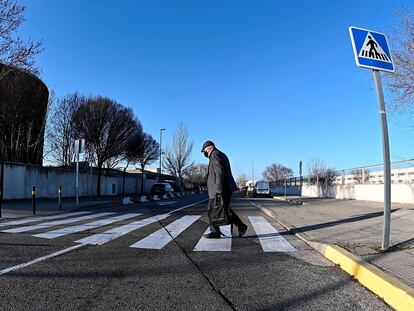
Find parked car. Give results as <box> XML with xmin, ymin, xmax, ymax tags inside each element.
<box><xmin>150</xmin><ymin>183</ymin><xmax>174</xmax><ymax>196</ymax></box>
<box><xmin>254</xmin><ymin>180</ymin><xmax>271</xmax><ymax>197</ymax></box>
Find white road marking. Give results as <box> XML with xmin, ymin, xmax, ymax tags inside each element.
<box><xmin>74</xmin><ymin>199</ymin><xmax>208</xmax><ymax>246</ymax></box>
<box><xmin>130</xmin><ymin>215</ymin><xmax>201</xmax><ymax>249</ymax></box>
<box><xmin>157</xmin><ymin>201</ymin><xmax>177</xmax><ymax>206</ymax></box>
<box><xmin>75</xmin><ymin>214</ymin><xmax>171</xmax><ymax>245</ymax></box>
<box><xmin>193</xmin><ymin>225</ymin><xmax>232</xmax><ymax>252</ymax></box>
<box><xmin>168</xmin><ymin>199</ymin><xmax>208</xmax><ymax>214</ymax></box>
<box><xmin>2</xmin><ymin>212</ymin><xmax>114</xmax><ymax>234</ymax></box>
<box><xmin>33</xmin><ymin>213</ymin><xmax>141</xmax><ymax>239</ymax></box>
<box><xmin>0</xmin><ymin>244</ymin><xmax>84</xmax><ymax>276</ymax></box>
<box><xmin>0</xmin><ymin>198</ymin><xmax>209</xmax><ymax>276</ymax></box>
<box><xmin>248</xmin><ymin>216</ymin><xmax>296</xmax><ymax>252</ymax></box>
<box><xmin>0</xmin><ymin>212</ymin><xmax>91</xmax><ymax>228</ymax></box>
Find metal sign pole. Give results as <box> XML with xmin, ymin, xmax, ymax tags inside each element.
<box><xmin>75</xmin><ymin>140</ymin><xmax>80</xmax><ymax>206</ymax></box>
<box><xmin>373</xmin><ymin>70</ymin><xmax>391</xmax><ymax>250</ymax></box>
<box><xmin>76</xmin><ymin>150</ymin><xmax>79</xmax><ymax>206</ymax></box>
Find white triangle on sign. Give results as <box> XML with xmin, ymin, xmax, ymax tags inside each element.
<box><xmin>358</xmin><ymin>32</ymin><xmax>391</xmax><ymax>63</ymax></box>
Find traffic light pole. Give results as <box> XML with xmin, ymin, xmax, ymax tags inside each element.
<box><xmin>373</xmin><ymin>69</ymin><xmax>391</xmax><ymax>251</ymax></box>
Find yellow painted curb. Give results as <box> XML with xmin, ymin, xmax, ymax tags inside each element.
<box><xmin>324</xmin><ymin>245</ymin><xmax>414</xmax><ymax>311</ymax></box>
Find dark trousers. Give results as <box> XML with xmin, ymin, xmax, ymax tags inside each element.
<box><xmin>208</xmin><ymin>192</ymin><xmax>244</xmax><ymax>233</ymax></box>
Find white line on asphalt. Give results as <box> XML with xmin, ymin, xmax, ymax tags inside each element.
<box><xmin>33</xmin><ymin>213</ymin><xmax>141</xmax><ymax>239</ymax></box>
<box><xmin>1</xmin><ymin>212</ymin><xmax>114</xmax><ymax>234</ymax></box>
<box><xmin>0</xmin><ymin>212</ymin><xmax>91</xmax><ymax>228</ymax></box>
<box><xmin>193</xmin><ymin>225</ymin><xmax>232</xmax><ymax>252</ymax></box>
<box><xmin>0</xmin><ymin>198</ymin><xmax>208</xmax><ymax>276</ymax></box>
<box><xmin>248</xmin><ymin>216</ymin><xmax>296</xmax><ymax>252</ymax></box>
<box><xmin>130</xmin><ymin>215</ymin><xmax>201</xmax><ymax>250</ymax></box>
<box><xmin>157</xmin><ymin>201</ymin><xmax>177</xmax><ymax>206</ymax></box>
<box><xmin>74</xmin><ymin>198</ymin><xmax>208</xmax><ymax>246</ymax></box>
<box><xmin>74</xmin><ymin>214</ymin><xmax>171</xmax><ymax>245</ymax></box>
<box><xmin>0</xmin><ymin>244</ymin><xmax>84</xmax><ymax>276</ymax></box>
<box><xmin>168</xmin><ymin>199</ymin><xmax>208</xmax><ymax>214</ymax></box>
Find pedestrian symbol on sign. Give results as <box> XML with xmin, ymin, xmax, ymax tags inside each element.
<box><xmin>358</xmin><ymin>33</ymin><xmax>390</xmax><ymax>62</ymax></box>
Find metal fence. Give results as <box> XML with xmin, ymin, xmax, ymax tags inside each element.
<box><xmin>336</xmin><ymin>158</ymin><xmax>414</xmax><ymax>185</ymax></box>
<box><xmin>271</xmin><ymin>158</ymin><xmax>414</xmax><ymax>186</ymax></box>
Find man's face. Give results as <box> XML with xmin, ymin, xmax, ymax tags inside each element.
<box><xmin>203</xmin><ymin>145</ymin><xmax>214</xmax><ymax>158</ymax></box>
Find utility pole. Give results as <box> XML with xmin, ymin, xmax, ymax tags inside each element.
<box><xmin>159</xmin><ymin>128</ymin><xmax>166</xmax><ymax>181</ymax></box>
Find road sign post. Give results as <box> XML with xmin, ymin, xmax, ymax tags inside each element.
<box><xmin>373</xmin><ymin>70</ymin><xmax>392</xmax><ymax>250</ymax></box>
<box><xmin>74</xmin><ymin>139</ymin><xmax>85</xmax><ymax>206</ymax></box>
<box><xmin>349</xmin><ymin>26</ymin><xmax>394</xmax><ymax>250</ymax></box>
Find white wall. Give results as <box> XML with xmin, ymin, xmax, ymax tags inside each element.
<box><xmin>301</xmin><ymin>184</ymin><xmax>414</xmax><ymax>204</ymax></box>
<box><xmin>2</xmin><ymin>162</ymin><xmax>158</xmax><ymax>199</ymax></box>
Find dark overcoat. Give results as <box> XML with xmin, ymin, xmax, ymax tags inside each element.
<box><xmin>207</xmin><ymin>148</ymin><xmax>237</xmax><ymax>199</ymax></box>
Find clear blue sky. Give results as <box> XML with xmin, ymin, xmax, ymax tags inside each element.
<box><xmin>21</xmin><ymin>0</ymin><xmax>414</xmax><ymax>178</ymax></box>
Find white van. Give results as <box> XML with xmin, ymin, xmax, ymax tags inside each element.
<box><xmin>254</xmin><ymin>180</ymin><xmax>271</xmax><ymax>197</ymax></box>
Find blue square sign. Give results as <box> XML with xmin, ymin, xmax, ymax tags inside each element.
<box><xmin>349</xmin><ymin>26</ymin><xmax>394</xmax><ymax>72</ymax></box>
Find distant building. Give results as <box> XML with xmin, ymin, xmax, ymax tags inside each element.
<box><xmin>335</xmin><ymin>167</ymin><xmax>414</xmax><ymax>185</ymax></box>
<box><xmin>0</xmin><ymin>62</ymin><xmax>49</xmax><ymax>165</ymax></box>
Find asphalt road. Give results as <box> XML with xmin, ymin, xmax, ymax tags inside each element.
<box><xmin>0</xmin><ymin>194</ymin><xmax>390</xmax><ymax>311</ymax></box>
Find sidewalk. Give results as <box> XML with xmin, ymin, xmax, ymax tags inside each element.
<box><xmin>252</xmin><ymin>196</ymin><xmax>414</xmax><ymax>310</ymax></box>
<box><xmin>0</xmin><ymin>196</ymin><xmax>119</xmax><ymax>218</ymax></box>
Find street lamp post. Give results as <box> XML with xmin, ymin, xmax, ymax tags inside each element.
<box><xmin>251</xmin><ymin>159</ymin><xmax>254</xmax><ymax>186</ymax></box>
<box><xmin>159</xmin><ymin>128</ymin><xmax>166</xmax><ymax>181</ymax></box>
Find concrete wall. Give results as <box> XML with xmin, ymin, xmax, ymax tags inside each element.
<box><xmin>301</xmin><ymin>184</ymin><xmax>414</xmax><ymax>204</ymax></box>
<box><xmin>2</xmin><ymin>162</ymin><xmax>158</xmax><ymax>199</ymax></box>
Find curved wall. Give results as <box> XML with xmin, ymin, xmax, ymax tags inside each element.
<box><xmin>0</xmin><ymin>63</ymin><xmax>49</xmax><ymax>165</ymax></box>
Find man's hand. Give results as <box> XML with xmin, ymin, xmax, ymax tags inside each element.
<box><xmin>215</xmin><ymin>193</ymin><xmax>222</xmax><ymax>205</ymax></box>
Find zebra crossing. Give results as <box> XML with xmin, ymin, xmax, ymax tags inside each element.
<box><xmin>0</xmin><ymin>211</ymin><xmax>296</xmax><ymax>253</ymax></box>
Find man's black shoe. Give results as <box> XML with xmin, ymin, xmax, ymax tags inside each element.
<box><xmin>238</xmin><ymin>224</ymin><xmax>248</xmax><ymax>237</ymax></box>
<box><xmin>203</xmin><ymin>232</ymin><xmax>222</xmax><ymax>239</ymax></box>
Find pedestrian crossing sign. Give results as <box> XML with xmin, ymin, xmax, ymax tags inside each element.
<box><xmin>349</xmin><ymin>26</ymin><xmax>394</xmax><ymax>72</ymax></box>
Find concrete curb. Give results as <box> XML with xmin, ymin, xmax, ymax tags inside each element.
<box><xmin>252</xmin><ymin>201</ymin><xmax>414</xmax><ymax>311</ymax></box>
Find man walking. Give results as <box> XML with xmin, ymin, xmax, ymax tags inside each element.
<box><xmin>201</xmin><ymin>140</ymin><xmax>248</xmax><ymax>239</ymax></box>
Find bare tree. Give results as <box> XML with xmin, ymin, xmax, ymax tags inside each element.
<box><xmin>236</xmin><ymin>173</ymin><xmax>248</xmax><ymax>187</ymax></box>
<box><xmin>307</xmin><ymin>157</ymin><xmax>338</xmax><ymax>185</ymax></box>
<box><xmin>385</xmin><ymin>12</ymin><xmax>414</xmax><ymax>111</ymax></box>
<box><xmin>135</xmin><ymin>133</ymin><xmax>159</xmax><ymax>195</ymax></box>
<box><xmin>307</xmin><ymin>157</ymin><xmax>327</xmax><ymax>184</ymax></box>
<box><xmin>163</xmin><ymin>122</ymin><xmax>194</xmax><ymax>191</ymax></box>
<box><xmin>121</xmin><ymin>122</ymin><xmax>144</xmax><ymax>196</ymax></box>
<box><xmin>72</xmin><ymin>96</ymin><xmax>137</xmax><ymax>196</ymax></box>
<box><xmin>185</xmin><ymin>163</ymin><xmax>208</xmax><ymax>187</ymax></box>
<box><xmin>323</xmin><ymin>168</ymin><xmax>338</xmax><ymax>186</ymax></box>
<box><xmin>262</xmin><ymin>163</ymin><xmax>293</xmax><ymax>181</ymax></box>
<box><xmin>351</xmin><ymin>168</ymin><xmax>370</xmax><ymax>184</ymax></box>
<box><xmin>45</xmin><ymin>92</ymin><xmax>85</xmax><ymax>166</ymax></box>
<box><xmin>0</xmin><ymin>0</ymin><xmax>43</xmax><ymax>79</ymax></box>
